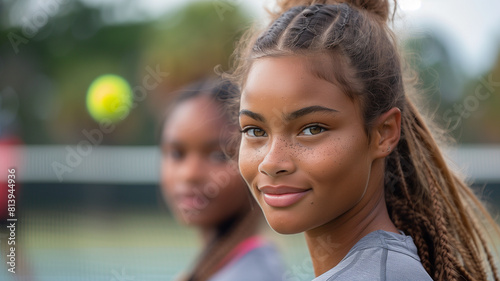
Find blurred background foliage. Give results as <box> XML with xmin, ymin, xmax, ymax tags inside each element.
<box><xmin>404</xmin><ymin>33</ymin><xmax>500</xmax><ymax>143</ymax></box>
<box><xmin>1</xmin><ymin>0</ymin><xmax>498</xmax><ymax>146</ymax></box>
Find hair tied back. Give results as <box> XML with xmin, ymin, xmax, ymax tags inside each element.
<box><xmin>276</xmin><ymin>0</ymin><xmax>392</xmax><ymax>22</ymax></box>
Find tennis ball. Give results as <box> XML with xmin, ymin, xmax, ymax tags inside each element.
<box><xmin>86</xmin><ymin>74</ymin><xmax>132</xmax><ymax>123</ymax></box>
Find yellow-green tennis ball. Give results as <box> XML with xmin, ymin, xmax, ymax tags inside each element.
<box><xmin>86</xmin><ymin>74</ymin><xmax>132</xmax><ymax>123</ymax></box>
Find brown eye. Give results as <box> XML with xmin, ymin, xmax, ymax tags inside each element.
<box><xmin>302</xmin><ymin>125</ymin><xmax>325</xmax><ymax>136</ymax></box>
<box><xmin>167</xmin><ymin>148</ymin><xmax>184</xmax><ymax>160</ymax></box>
<box><xmin>243</xmin><ymin>128</ymin><xmax>267</xmax><ymax>137</ymax></box>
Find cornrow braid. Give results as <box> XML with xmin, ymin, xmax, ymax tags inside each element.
<box><xmin>254</xmin><ymin>6</ymin><xmax>304</xmax><ymax>52</ymax></box>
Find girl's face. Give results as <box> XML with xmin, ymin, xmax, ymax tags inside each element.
<box><xmin>239</xmin><ymin>56</ymin><xmax>380</xmax><ymax>234</ymax></box>
<box><xmin>161</xmin><ymin>96</ymin><xmax>249</xmax><ymax>228</ymax></box>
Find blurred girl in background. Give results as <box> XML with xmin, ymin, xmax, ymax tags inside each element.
<box><xmin>159</xmin><ymin>79</ymin><xmax>285</xmax><ymax>281</ymax></box>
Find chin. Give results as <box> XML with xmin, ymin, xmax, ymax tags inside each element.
<box><xmin>269</xmin><ymin>222</ymin><xmax>305</xmax><ymax>235</ymax></box>
<box><xmin>265</xmin><ymin>213</ymin><xmax>307</xmax><ymax>235</ymax></box>
<box><xmin>174</xmin><ymin>209</ymin><xmax>207</xmax><ymax>226</ymax></box>
<box><xmin>180</xmin><ymin>216</ymin><xmax>212</xmax><ymax>228</ymax></box>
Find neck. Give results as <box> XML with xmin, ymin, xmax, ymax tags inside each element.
<box><xmin>304</xmin><ymin>160</ymin><xmax>398</xmax><ymax>277</ymax></box>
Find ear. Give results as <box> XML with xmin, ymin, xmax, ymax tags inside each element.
<box><xmin>371</xmin><ymin>107</ymin><xmax>401</xmax><ymax>159</ymax></box>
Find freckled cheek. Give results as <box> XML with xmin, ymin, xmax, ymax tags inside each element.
<box><xmin>304</xmin><ymin>143</ymin><xmax>354</xmax><ymax>179</ymax></box>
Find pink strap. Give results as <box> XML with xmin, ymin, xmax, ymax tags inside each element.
<box><xmin>217</xmin><ymin>235</ymin><xmax>266</xmax><ymax>269</ymax></box>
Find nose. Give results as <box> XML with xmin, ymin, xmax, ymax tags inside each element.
<box><xmin>258</xmin><ymin>137</ymin><xmax>296</xmax><ymax>177</ymax></box>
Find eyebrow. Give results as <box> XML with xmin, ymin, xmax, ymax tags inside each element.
<box><xmin>239</xmin><ymin>105</ymin><xmax>338</xmax><ymax>123</ymax></box>
<box><xmin>239</xmin><ymin>109</ymin><xmax>265</xmax><ymax>122</ymax></box>
<box><xmin>285</xmin><ymin>105</ymin><xmax>338</xmax><ymax>122</ymax></box>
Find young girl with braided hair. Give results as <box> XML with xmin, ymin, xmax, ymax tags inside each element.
<box><xmin>229</xmin><ymin>0</ymin><xmax>500</xmax><ymax>280</ymax></box>
<box><xmin>160</xmin><ymin>79</ymin><xmax>285</xmax><ymax>281</ymax></box>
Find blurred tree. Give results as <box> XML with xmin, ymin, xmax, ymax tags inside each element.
<box><xmin>403</xmin><ymin>32</ymin><xmax>500</xmax><ymax>144</ymax></box>
<box><xmin>138</xmin><ymin>1</ymin><xmax>251</xmax><ymax>116</ymax></box>
<box><xmin>403</xmin><ymin>33</ymin><xmax>464</xmax><ymax>110</ymax></box>
<box><xmin>459</xmin><ymin>51</ymin><xmax>500</xmax><ymax>143</ymax></box>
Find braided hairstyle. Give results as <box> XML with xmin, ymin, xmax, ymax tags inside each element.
<box><xmin>162</xmin><ymin>79</ymin><xmax>262</xmax><ymax>281</ymax></box>
<box><xmin>228</xmin><ymin>1</ymin><xmax>500</xmax><ymax>280</ymax></box>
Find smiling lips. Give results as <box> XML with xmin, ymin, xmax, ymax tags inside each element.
<box><xmin>259</xmin><ymin>185</ymin><xmax>312</xmax><ymax>207</ymax></box>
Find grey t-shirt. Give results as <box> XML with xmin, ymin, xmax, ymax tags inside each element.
<box><xmin>208</xmin><ymin>243</ymin><xmax>285</xmax><ymax>281</ymax></box>
<box><xmin>312</xmin><ymin>230</ymin><xmax>433</xmax><ymax>281</ymax></box>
